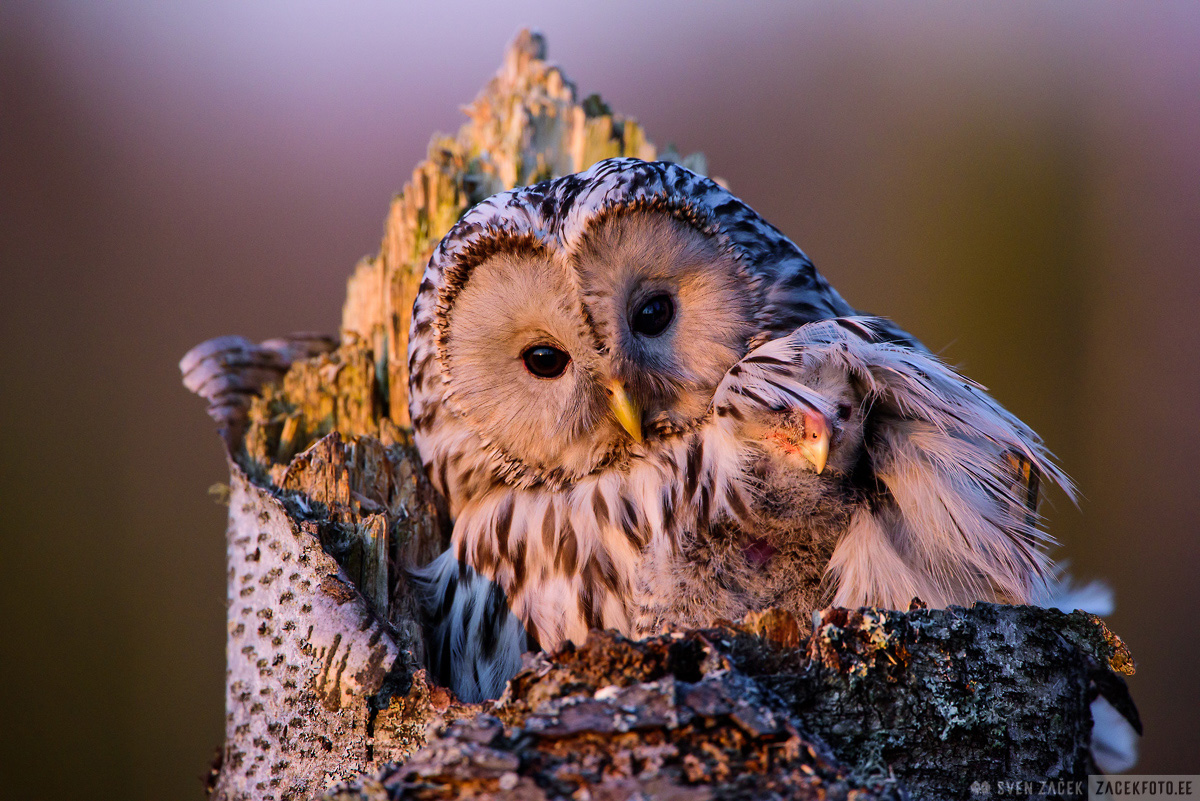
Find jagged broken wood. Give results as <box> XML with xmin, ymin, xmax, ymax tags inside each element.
<box><xmin>181</xmin><ymin>30</ymin><xmax>1136</xmax><ymax>801</ymax></box>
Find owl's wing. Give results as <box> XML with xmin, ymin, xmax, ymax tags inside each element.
<box><xmin>843</xmin><ymin>316</ymin><xmax>1046</xmax><ymax>530</ymax></box>
<box><xmin>709</xmin><ymin>317</ymin><xmax>1072</xmax><ymax>609</ymax></box>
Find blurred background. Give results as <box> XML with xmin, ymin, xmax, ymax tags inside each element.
<box><xmin>2</xmin><ymin>1</ymin><xmax>1197</xmax><ymax>797</ymax></box>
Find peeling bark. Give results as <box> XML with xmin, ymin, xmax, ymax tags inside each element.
<box><xmin>217</xmin><ymin>466</ymin><xmax>407</xmax><ymax>799</ymax></box>
<box><xmin>180</xmin><ymin>333</ymin><xmax>337</xmax><ymax>449</ymax></box>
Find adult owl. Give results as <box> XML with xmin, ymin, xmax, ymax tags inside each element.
<box><xmin>406</xmin><ymin>157</ymin><xmax>1071</xmax><ymax>707</ymax></box>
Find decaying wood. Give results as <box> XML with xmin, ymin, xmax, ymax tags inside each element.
<box><xmin>274</xmin><ymin>432</ymin><xmax>443</xmax><ymax>641</ymax></box>
<box><xmin>321</xmin><ymin>605</ymin><xmax>1132</xmax><ymax>801</ymax></box>
<box><xmin>182</xmin><ymin>29</ymin><xmax>1136</xmax><ymax>801</ymax></box>
<box><xmin>180</xmin><ymin>333</ymin><xmax>337</xmax><ymax>449</ymax></box>
<box><xmin>217</xmin><ymin>466</ymin><xmax>404</xmax><ymax>798</ymax></box>
<box><xmin>324</xmin><ymin>625</ymin><xmax>906</xmax><ymax>801</ymax></box>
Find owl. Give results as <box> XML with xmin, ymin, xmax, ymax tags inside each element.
<box><xmin>406</xmin><ymin>157</ymin><xmax>1070</xmax><ymax>705</ymax></box>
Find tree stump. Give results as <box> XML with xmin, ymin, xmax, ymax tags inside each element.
<box><xmin>182</xmin><ymin>30</ymin><xmax>1136</xmax><ymax>801</ymax></box>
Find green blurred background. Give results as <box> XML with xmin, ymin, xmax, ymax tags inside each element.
<box><xmin>2</xmin><ymin>2</ymin><xmax>1197</xmax><ymax>797</ymax></box>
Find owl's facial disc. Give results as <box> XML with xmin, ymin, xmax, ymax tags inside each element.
<box><xmin>574</xmin><ymin>210</ymin><xmax>756</xmax><ymax>438</ymax></box>
<box><xmin>443</xmin><ymin>246</ymin><xmax>632</xmax><ymax>480</ymax></box>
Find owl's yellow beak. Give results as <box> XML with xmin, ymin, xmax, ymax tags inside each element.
<box><xmin>607</xmin><ymin>380</ymin><xmax>643</xmax><ymax>443</ymax></box>
<box><xmin>764</xmin><ymin>408</ymin><xmax>831</xmax><ymax>474</ymax></box>
<box><xmin>796</xmin><ymin>409</ymin><xmax>830</xmax><ymax>474</ymax></box>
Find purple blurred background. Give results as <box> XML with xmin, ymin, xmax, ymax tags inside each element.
<box><xmin>2</xmin><ymin>2</ymin><xmax>1198</xmax><ymax>796</ymax></box>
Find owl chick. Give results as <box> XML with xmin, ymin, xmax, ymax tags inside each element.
<box><xmin>406</xmin><ymin>158</ymin><xmax>1068</xmax><ymax>705</ymax></box>
<box><xmin>631</xmin><ymin>316</ymin><xmax>1066</xmax><ymax>636</ymax></box>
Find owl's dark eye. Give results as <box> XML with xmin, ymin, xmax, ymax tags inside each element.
<box><xmin>522</xmin><ymin>345</ymin><xmax>571</xmax><ymax>378</ymax></box>
<box><xmin>632</xmin><ymin>293</ymin><xmax>674</xmax><ymax>337</ymax></box>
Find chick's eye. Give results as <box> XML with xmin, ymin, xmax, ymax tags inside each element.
<box><xmin>522</xmin><ymin>345</ymin><xmax>571</xmax><ymax>378</ymax></box>
<box><xmin>632</xmin><ymin>293</ymin><xmax>674</xmax><ymax>337</ymax></box>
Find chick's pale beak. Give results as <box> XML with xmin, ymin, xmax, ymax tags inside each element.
<box><xmin>607</xmin><ymin>379</ymin><xmax>643</xmax><ymax>443</ymax></box>
<box><xmin>797</xmin><ymin>409</ymin><xmax>830</xmax><ymax>474</ymax></box>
